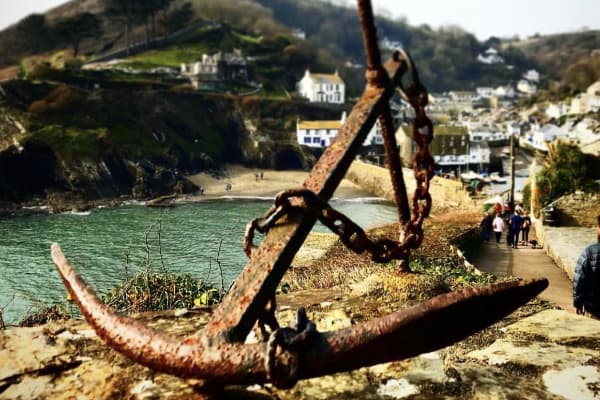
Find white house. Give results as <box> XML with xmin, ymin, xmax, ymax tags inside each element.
<box><xmin>476</xmin><ymin>87</ymin><xmax>495</xmax><ymax>98</ymax></box>
<box><xmin>291</xmin><ymin>28</ymin><xmax>306</xmax><ymax>40</ymax></box>
<box><xmin>523</xmin><ymin>69</ymin><xmax>540</xmax><ymax>83</ymax></box>
<box><xmin>545</xmin><ymin>102</ymin><xmax>570</xmax><ymax>119</ymax></box>
<box><xmin>297</xmin><ymin>70</ymin><xmax>345</xmax><ymax>104</ymax></box>
<box><xmin>469</xmin><ymin>141</ymin><xmax>491</xmax><ymax>167</ymax></box>
<box><xmin>566</xmin><ymin>117</ymin><xmax>600</xmax><ymax>146</ymax></box>
<box><xmin>380</xmin><ymin>37</ymin><xmax>403</xmax><ymax>50</ymax></box>
<box><xmin>517</xmin><ymin>79</ymin><xmax>537</xmax><ymax>95</ymax></box>
<box><xmin>494</xmin><ymin>85</ymin><xmax>516</xmax><ymax>98</ymax></box>
<box><xmin>296</xmin><ymin>112</ymin><xmax>382</xmax><ymax>148</ymax></box>
<box><xmin>467</xmin><ymin>122</ymin><xmax>510</xmax><ymax>143</ymax></box>
<box><xmin>477</xmin><ymin>48</ymin><xmax>504</xmax><ymax>64</ymax></box>
<box><xmin>180</xmin><ymin>50</ymin><xmax>248</xmax><ymax>88</ymax></box>
<box><xmin>569</xmin><ymin>81</ymin><xmax>600</xmax><ymax>115</ymax></box>
<box><xmin>526</xmin><ymin>124</ymin><xmax>569</xmax><ymax>152</ymax></box>
<box><xmin>506</xmin><ymin>121</ymin><xmax>522</xmax><ymax>137</ymax></box>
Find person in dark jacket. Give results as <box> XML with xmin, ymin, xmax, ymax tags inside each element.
<box><xmin>509</xmin><ymin>211</ymin><xmax>522</xmax><ymax>248</ymax></box>
<box><xmin>480</xmin><ymin>212</ymin><xmax>493</xmax><ymax>242</ymax></box>
<box><xmin>573</xmin><ymin>215</ymin><xmax>600</xmax><ymax>319</ymax></box>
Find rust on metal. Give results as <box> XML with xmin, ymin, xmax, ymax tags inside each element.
<box><xmin>52</xmin><ymin>243</ymin><xmax>547</xmax><ymax>387</ymax></box>
<box><xmin>49</xmin><ymin>0</ymin><xmax>550</xmax><ymax>392</ymax></box>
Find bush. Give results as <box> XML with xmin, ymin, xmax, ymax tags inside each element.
<box><xmin>19</xmin><ymin>304</ymin><xmax>71</xmax><ymax>327</ymax></box>
<box><xmin>103</xmin><ymin>272</ymin><xmax>221</xmax><ymax>314</ymax></box>
<box><xmin>536</xmin><ymin>142</ymin><xmax>599</xmax><ymax>205</ymax></box>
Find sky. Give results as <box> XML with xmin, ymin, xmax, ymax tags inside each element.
<box><xmin>1</xmin><ymin>0</ymin><xmax>599</xmax><ymax>40</ymax></box>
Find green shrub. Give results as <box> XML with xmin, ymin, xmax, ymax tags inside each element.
<box><xmin>103</xmin><ymin>272</ymin><xmax>221</xmax><ymax>314</ymax></box>
<box><xmin>19</xmin><ymin>304</ymin><xmax>71</xmax><ymax>327</ymax></box>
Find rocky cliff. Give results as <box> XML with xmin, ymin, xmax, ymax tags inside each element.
<box><xmin>0</xmin><ymin>79</ymin><xmax>342</xmax><ymax>211</ymax></box>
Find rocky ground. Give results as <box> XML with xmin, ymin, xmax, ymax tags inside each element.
<box><xmin>3</xmin><ymin>212</ymin><xmax>598</xmax><ymax>399</ymax></box>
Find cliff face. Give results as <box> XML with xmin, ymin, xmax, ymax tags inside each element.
<box><xmin>0</xmin><ymin>80</ymin><xmax>341</xmax><ymax>209</ymax></box>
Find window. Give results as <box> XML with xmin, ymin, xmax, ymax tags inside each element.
<box><xmin>303</xmin><ymin>137</ymin><xmax>311</xmax><ymax>144</ymax></box>
<box><xmin>313</xmin><ymin>137</ymin><xmax>321</xmax><ymax>143</ymax></box>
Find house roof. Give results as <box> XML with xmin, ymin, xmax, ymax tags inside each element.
<box><xmin>297</xmin><ymin>120</ymin><xmax>343</xmax><ymax>130</ymax></box>
<box><xmin>307</xmin><ymin>73</ymin><xmax>344</xmax><ymax>85</ymax></box>
<box><xmin>435</xmin><ymin>125</ymin><xmax>469</xmax><ymax>136</ymax></box>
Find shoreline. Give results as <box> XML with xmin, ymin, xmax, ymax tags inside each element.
<box><xmin>0</xmin><ymin>166</ymin><xmax>383</xmax><ymax>216</ymax></box>
<box><xmin>182</xmin><ymin>165</ymin><xmax>377</xmax><ymax>201</ymax></box>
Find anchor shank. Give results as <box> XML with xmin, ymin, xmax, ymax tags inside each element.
<box><xmin>204</xmin><ymin>58</ymin><xmax>407</xmax><ymax>341</ymax></box>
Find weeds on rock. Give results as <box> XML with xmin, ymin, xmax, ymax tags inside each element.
<box><xmin>103</xmin><ymin>272</ymin><xmax>220</xmax><ymax>314</ymax></box>
<box><xmin>19</xmin><ymin>304</ymin><xmax>71</xmax><ymax>327</ymax></box>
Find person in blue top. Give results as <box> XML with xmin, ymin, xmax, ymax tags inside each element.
<box><xmin>509</xmin><ymin>210</ymin><xmax>522</xmax><ymax>248</ymax></box>
<box><xmin>573</xmin><ymin>215</ymin><xmax>600</xmax><ymax>319</ymax></box>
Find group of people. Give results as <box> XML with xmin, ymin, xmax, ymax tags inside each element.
<box><xmin>480</xmin><ymin>203</ymin><xmax>531</xmax><ymax>248</ymax></box>
<box><xmin>482</xmin><ymin>207</ymin><xmax>600</xmax><ymax>320</ymax></box>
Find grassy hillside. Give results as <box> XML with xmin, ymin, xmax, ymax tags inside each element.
<box><xmin>505</xmin><ymin>30</ymin><xmax>600</xmax><ymax>80</ymax></box>
<box><xmin>0</xmin><ymin>0</ymin><xmax>544</xmax><ymax>93</ymax></box>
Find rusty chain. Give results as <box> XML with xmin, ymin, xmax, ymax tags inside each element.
<box><xmin>245</xmin><ymin>51</ymin><xmax>434</xmax><ymax>265</ymax></box>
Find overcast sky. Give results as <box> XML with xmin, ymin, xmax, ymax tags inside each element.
<box><xmin>1</xmin><ymin>0</ymin><xmax>599</xmax><ymax>40</ymax></box>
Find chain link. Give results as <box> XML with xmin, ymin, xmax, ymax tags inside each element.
<box><xmin>244</xmin><ymin>50</ymin><xmax>434</xmax><ymax>266</ymax></box>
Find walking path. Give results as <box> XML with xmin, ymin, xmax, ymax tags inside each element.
<box><xmin>470</xmin><ymin>229</ymin><xmax>574</xmax><ymax>313</ymax></box>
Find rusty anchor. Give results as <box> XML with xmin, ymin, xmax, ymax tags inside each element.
<box><xmin>50</xmin><ymin>0</ymin><xmax>548</xmax><ymax>394</ymax></box>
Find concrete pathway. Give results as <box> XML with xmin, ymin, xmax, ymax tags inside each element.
<box><xmin>470</xmin><ymin>231</ymin><xmax>575</xmax><ymax>313</ymax></box>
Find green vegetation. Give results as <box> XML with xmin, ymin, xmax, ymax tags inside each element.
<box><xmin>411</xmin><ymin>257</ymin><xmax>497</xmax><ymax>289</ymax></box>
<box><xmin>123</xmin><ymin>45</ymin><xmax>209</xmax><ymax>69</ymax></box>
<box><xmin>0</xmin><ymin>0</ymin><xmax>552</xmax><ymax>93</ymax></box>
<box><xmin>30</xmin><ymin>126</ymin><xmax>108</xmax><ymax>161</ymax></box>
<box><xmin>524</xmin><ymin>142</ymin><xmax>600</xmax><ymax>208</ymax></box>
<box><xmin>54</xmin><ymin>12</ymin><xmax>103</xmax><ymax>57</ymax></box>
<box><xmin>104</xmin><ymin>272</ymin><xmax>220</xmax><ymax>314</ymax></box>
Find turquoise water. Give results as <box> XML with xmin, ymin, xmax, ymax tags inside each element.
<box><xmin>0</xmin><ymin>198</ymin><xmax>397</xmax><ymax>324</ymax></box>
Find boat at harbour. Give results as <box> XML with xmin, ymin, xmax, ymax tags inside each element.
<box><xmin>460</xmin><ymin>170</ymin><xmax>481</xmax><ymax>183</ymax></box>
<box><xmin>490</xmin><ymin>172</ymin><xmax>507</xmax><ymax>183</ymax></box>
<box><xmin>460</xmin><ymin>171</ymin><xmax>491</xmax><ymax>184</ymax></box>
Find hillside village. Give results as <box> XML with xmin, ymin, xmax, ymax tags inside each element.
<box><xmin>0</xmin><ymin>0</ymin><xmax>598</xmax><ymax>209</ymax></box>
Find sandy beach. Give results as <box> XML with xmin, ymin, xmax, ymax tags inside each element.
<box><xmin>184</xmin><ymin>165</ymin><xmax>375</xmax><ymax>200</ymax></box>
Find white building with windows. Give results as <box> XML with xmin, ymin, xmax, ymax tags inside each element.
<box><xmin>296</xmin><ymin>112</ymin><xmax>382</xmax><ymax>148</ymax></box>
<box><xmin>523</xmin><ymin>69</ymin><xmax>540</xmax><ymax>83</ymax></box>
<box><xmin>297</xmin><ymin>70</ymin><xmax>345</xmax><ymax>104</ymax></box>
<box><xmin>476</xmin><ymin>87</ymin><xmax>494</xmax><ymax>98</ymax></box>
<box><xmin>545</xmin><ymin>102</ymin><xmax>570</xmax><ymax>119</ymax></box>
<box><xmin>517</xmin><ymin>79</ymin><xmax>537</xmax><ymax>95</ymax></box>
<box><xmin>569</xmin><ymin>81</ymin><xmax>600</xmax><ymax>115</ymax></box>
<box><xmin>469</xmin><ymin>141</ymin><xmax>491</xmax><ymax>166</ymax></box>
<box><xmin>477</xmin><ymin>48</ymin><xmax>504</xmax><ymax>64</ymax></box>
<box><xmin>525</xmin><ymin>124</ymin><xmax>569</xmax><ymax>152</ymax></box>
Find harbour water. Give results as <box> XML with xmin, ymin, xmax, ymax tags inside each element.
<box><xmin>0</xmin><ymin>198</ymin><xmax>397</xmax><ymax>324</ymax></box>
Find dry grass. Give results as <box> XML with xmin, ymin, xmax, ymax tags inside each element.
<box><xmin>284</xmin><ymin>211</ymin><xmax>484</xmax><ymax>292</ymax></box>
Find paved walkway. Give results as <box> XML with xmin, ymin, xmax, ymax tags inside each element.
<box><xmin>470</xmin><ymin>230</ymin><xmax>574</xmax><ymax>313</ymax></box>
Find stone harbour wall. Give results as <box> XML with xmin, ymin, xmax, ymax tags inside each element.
<box><xmin>346</xmin><ymin>160</ymin><xmax>477</xmax><ymax>212</ymax></box>
<box><xmin>553</xmin><ymin>191</ymin><xmax>599</xmax><ymax>227</ymax></box>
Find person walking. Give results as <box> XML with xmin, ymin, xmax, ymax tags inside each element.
<box><xmin>509</xmin><ymin>210</ymin><xmax>523</xmax><ymax>249</ymax></box>
<box><xmin>573</xmin><ymin>215</ymin><xmax>600</xmax><ymax>319</ymax></box>
<box><xmin>480</xmin><ymin>212</ymin><xmax>493</xmax><ymax>242</ymax></box>
<box><xmin>492</xmin><ymin>213</ymin><xmax>504</xmax><ymax>244</ymax></box>
<box><xmin>521</xmin><ymin>211</ymin><xmax>531</xmax><ymax>245</ymax></box>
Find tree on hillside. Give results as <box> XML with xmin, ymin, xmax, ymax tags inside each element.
<box><xmin>103</xmin><ymin>0</ymin><xmax>137</xmax><ymax>54</ymax></box>
<box><xmin>136</xmin><ymin>0</ymin><xmax>173</xmax><ymax>46</ymax></box>
<box><xmin>563</xmin><ymin>56</ymin><xmax>600</xmax><ymax>93</ymax></box>
<box><xmin>54</xmin><ymin>13</ymin><xmax>103</xmax><ymax>56</ymax></box>
<box><xmin>161</xmin><ymin>2</ymin><xmax>194</xmax><ymax>35</ymax></box>
<box><xmin>15</xmin><ymin>14</ymin><xmax>56</xmax><ymax>54</ymax></box>
<box><xmin>535</xmin><ymin>142</ymin><xmax>600</xmax><ymax>206</ymax></box>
